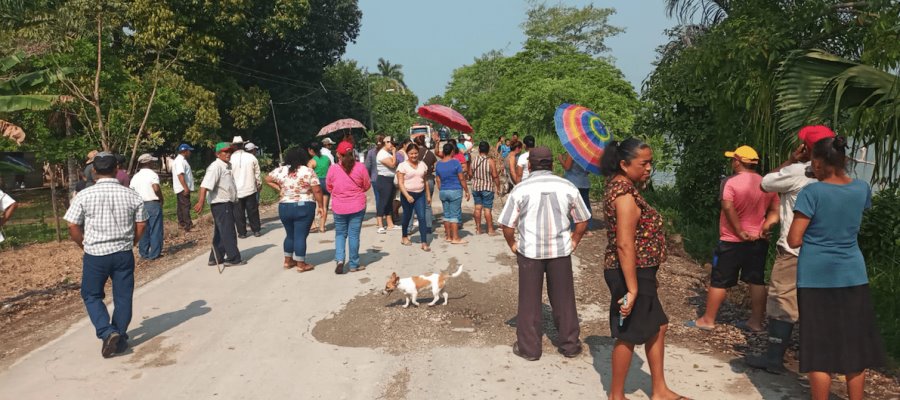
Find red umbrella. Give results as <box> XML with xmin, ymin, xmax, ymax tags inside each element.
<box><xmin>317</xmin><ymin>118</ymin><xmax>366</xmax><ymax>137</ymax></box>
<box><xmin>416</xmin><ymin>105</ymin><xmax>473</xmax><ymax>133</ymax></box>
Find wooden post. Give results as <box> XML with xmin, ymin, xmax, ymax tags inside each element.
<box><xmin>48</xmin><ymin>162</ymin><xmax>62</xmax><ymax>242</ymax></box>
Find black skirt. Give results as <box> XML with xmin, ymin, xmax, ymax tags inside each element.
<box><xmin>798</xmin><ymin>284</ymin><xmax>887</xmax><ymax>373</ymax></box>
<box><xmin>604</xmin><ymin>267</ymin><xmax>669</xmax><ymax>344</ymax></box>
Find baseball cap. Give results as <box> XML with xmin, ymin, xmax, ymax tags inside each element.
<box><xmin>177</xmin><ymin>143</ymin><xmax>194</xmax><ymax>152</ymax></box>
<box><xmin>528</xmin><ymin>146</ymin><xmax>553</xmax><ymax>165</ymax></box>
<box><xmin>137</xmin><ymin>153</ymin><xmax>158</xmax><ymax>164</ymax></box>
<box><xmin>215</xmin><ymin>142</ymin><xmax>235</xmax><ymax>153</ymax></box>
<box><xmin>322</xmin><ymin>137</ymin><xmax>335</xmax><ymax>145</ymax></box>
<box><xmin>724</xmin><ymin>145</ymin><xmax>760</xmax><ymax>164</ymax></box>
<box><xmin>92</xmin><ymin>152</ymin><xmax>117</xmax><ymax>171</ymax></box>
<box><xmin>85</xmin><ymin>150</ymin><xmax>98</xmax><ymax>164</ymax></box>
<box><xmin>337</xmin><ymin>141</ymin><xmax>353</xmax><ymax>156</ymax></box>
<box><xmin>244</xmin><ymin>142</ymin><xmax>258</xmax><ymax>151</ymax></box>
<box><xmin>798</xmin><ymin>125</ymin><xmax>835</xmax><ymax>150</ymax></box>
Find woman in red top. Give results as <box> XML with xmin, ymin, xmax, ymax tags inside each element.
<box><xmin>600</xmin><ymin>138</ymin><xmax>686</xmax><ymax>400</ymax></box>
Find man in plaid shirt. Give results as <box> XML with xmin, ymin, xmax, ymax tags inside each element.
<box><xmin>64</xmin><ymin>152</ymin><xmax>147</xmax><ymax>358</ymax></box>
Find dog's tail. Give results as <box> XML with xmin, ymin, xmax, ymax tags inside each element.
<box><xmin>450</xmin><ymin>264</ymin><xmax>464</xmax><ymax>278</ymax></box>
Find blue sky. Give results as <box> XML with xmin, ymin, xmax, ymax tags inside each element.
<box><xmin>343</xmin><ymin>0</ymin><xmax>676</xmax><ymax>103</ymax></box>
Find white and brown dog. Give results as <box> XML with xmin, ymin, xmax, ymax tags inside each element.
<box><xmin>382</xmin><ymin>265</ymin><xmax>464</xmax><ymax>308</ymax></box>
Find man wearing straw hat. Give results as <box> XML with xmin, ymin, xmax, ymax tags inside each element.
<box><xmin>230</xmin><ymin>136</ymin><xmax>262</xmax><ymax>238</ymax></box>
<box><xmin>195</xmin><ymin>142</ymin><xmax>244</xmax><ymax>267</ymax></box>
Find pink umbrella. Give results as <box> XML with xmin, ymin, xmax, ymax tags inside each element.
<box><xmin>317</xmin><ymin>118</ymin><xmax>366</xmax><ymax>137</ymax></box>
<box><xmin>417</xmin><ymin>105</ymin><xmax>473</xmax><ymax>133</ymax></box>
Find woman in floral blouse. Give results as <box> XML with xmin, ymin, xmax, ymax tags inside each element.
<box><xmin>600</xmin><ymin>138</ymin><xmax>686</xmax><ymax>400</ymax></box>
<box><xmin>265</xmin><ymin>148</ymin><xmax>324</xmax><ymax>273</ymax></box>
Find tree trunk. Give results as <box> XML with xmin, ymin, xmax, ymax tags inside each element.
<box><xmin>48</xmin><ymin>162</ymin><xmax>62</xmax><ymax>242</ymax></box>
<box><xmin>65</xmin><ymin>113</ymin><xmax>78</xmax><ymax>200</ymax></box>
<box><xmin>93</xmin><ymin>17</ymin><xmax>108</xmax><ymax>151</ymax></box>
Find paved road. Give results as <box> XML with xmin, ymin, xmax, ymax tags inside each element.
<box><xmin>0</xmin><ymin>196</ymin><xmax>800</xmax><ymax>399</ymax></box>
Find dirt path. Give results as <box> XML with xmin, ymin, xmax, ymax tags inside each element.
<box><xmin>0</xmin><ymin>196</ymin><xmax>896</xmax><ymax>399</ymax></box>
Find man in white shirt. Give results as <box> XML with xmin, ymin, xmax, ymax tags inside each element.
<box><xmin>230</xmin><ymin>136</ymin><xmax>262</xmax><ymax>238</ymax></box>
<box><xmin>515</xmin><ymin>135</ymin><xmax>535</xmax><ymax>184</ymax></box>
<box><xmin>321</xmin><ymin>137</ymin><xmax>336</xmax><ymax>164</ymax></box>
<box><xmin>0</xmin><ymin>189</ymin><xmax>18</xmax><ymax>243</ymax></box>
<box><xmin>195</xmin><ymin>142</ymin><xmax>244</xmax><ymax>266</ymax></box>
<box><xmin>745</xmin><ymin>125</ymin><xmax>832</xmax><ymax>374</ymax></box>
<box><xmin>130</xmin><ymin>154</ymin><xmax>165</xmax><ymax>260</ymax></box>
<box><xmin>172</xmin><ymin>143</ymin><xmax>195</xmax><ymax>232</ymax></box>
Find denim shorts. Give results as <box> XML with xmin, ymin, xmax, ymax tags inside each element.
<box><xmin>439</xmin><ymin>189</ymin><xmax>463</xmax><ymax>223</ymax></box>
<box><xmin>472</xmin><ymin>190</ymin><xmax>495</xmax><ymax>209</ymax></box>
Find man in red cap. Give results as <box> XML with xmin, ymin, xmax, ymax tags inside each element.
<box><xmin>745</xmin><ymin>125</ymin><xmax>834</xmax><ymax>374</ymax></box>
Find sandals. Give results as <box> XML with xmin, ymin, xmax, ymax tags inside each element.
<box><xmin>735</xmin><ymin>320</ymin><xmax>765</xmax><ymax>333</ymax></box>
<box><xmin>296</xmin><ymin>263</ymin><xmax>314</xmax><ymax>273</ymax></box>
<box><xmin>401</xmin><ymin>239</ymin><xmax>412</xmax><ymax>246</ymax></box>
<box><xmin>684</xmin><ymin>320</ymin><xmax>714</xmax><ymax>331</ymax></box>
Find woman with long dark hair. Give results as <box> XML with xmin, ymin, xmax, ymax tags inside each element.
<box><xmin>265</xmin><ymin>148</ymin><xmax>324</xmax><ymax>273</ymax></box>
<box><xmin>435</xmin><ymin>142</ymin><xmax>470</xmax><ymax>244</ymax></box>
<box><xmin>787</xmin><ymin>136</ymin><xmax>886</xmax><ymax>400</ymax></box>
<box><xmin>397</xmin><ymin>143</ymin><xmax>431</xmax><ymax>251</ymax></box>
<box><xmin>600</xmin><ymin>138</ymin><xmax>684</xmax><ymax>400</ymax></box>
<box><xmin>307</xmin><ymin>142</ymin><xmax>332</xmax><ymax>233</ymax></box>
<box><xmin>326</xmin><ymin>141</ymin><xmax>371</xmax><ymax>274</ymax></box>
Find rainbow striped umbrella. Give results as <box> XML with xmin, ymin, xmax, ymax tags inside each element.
<box><xmin>553</xmin><ymin>103</ymin><xmax>611</xmax><ymax>175</ymax></box>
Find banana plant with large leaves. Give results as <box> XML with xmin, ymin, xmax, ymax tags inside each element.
<box><xmin>776</xmin><ymin>50</ymin><xmax>900</xmax><ymax>185</ymax></box>
<box><xmin>0</xmin><ymin>50</ymin><xmax>70</xmax><ymax>146</ymax></box>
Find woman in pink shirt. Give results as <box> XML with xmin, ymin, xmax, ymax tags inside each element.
<box><xmin>326</xmin><ymin>141</ymin><xmax>372</xmax><ymax>274</ymax></box>
<box><xmin>396</xmin><ymin>143</ymin><xmax>431</xmax><ymax>252</ymax></box>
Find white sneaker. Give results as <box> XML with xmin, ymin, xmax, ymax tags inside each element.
<box><xmin>391</xmin><ymin>225</ymin><xmax>402</xmax><ymax>230</ymax></box>
<box><xmin>413</xmin><ymin>220</ymin><xmax>419</xmax><ymax>227</ymax></box>
<box><xmin>377</xmin><ymin>227</ymin><xmax>386</xmax><ymax>234</ymax></box>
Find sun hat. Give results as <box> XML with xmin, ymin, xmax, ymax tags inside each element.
<box><xmin>137</xmin><ymin>153</ymin><xmax>158</xmax><ymax>164</ymax></box>
<box><xmin>215</xmin><ymin>142</ymin><xmax>235</xmax><ymax>153</ymax></box>
<box><xmin>177</xmin><ymin>143</ymin><xmax>194</xmax><ymax>152</ymax></box>
<box><xmin>322</xmin><ymin>137</ymin><xmax>335</xmax><ymax>145</ymax></box>
<box><xmin>724</xmin><ymin>145</ymin><xmax>760</xmax><ymax>164</ymax></box>
<box><xmin>336</xmin><ymin>141</ymin><xmax>353</xmax><ymax>156</ymax></box>
<box><xmin>86</xmin><ymin>150</ymin><xmax>98</xmax><ymax>164</ymax></box>
<box><xmin>798</xmin><ymin>125</ymin><xmax>836</xmax><ymax>150</ymax></box>
<box><xmin>232</xmin><ymin>136</ymin><xmax>244</xmax><ymax>144</ymax></box>
<box><xmin>244</xmin><ymin>142</ymin><xmax>258</xmax><ymax>151</ymax></box>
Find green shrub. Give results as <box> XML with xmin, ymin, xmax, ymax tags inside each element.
<box><xmin>859</xmin><ymin>186</ymin><xmax>900</xmax><ymax>361</ymax></box>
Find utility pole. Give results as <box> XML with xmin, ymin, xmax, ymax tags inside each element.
<box><xmin>269</xmin><ymin>99</ymin><xmax>284</xmax><ymax>165</ymax></box>
<box><xmin>366</xmin><ymin>68</ymin><xmax>373</xmax><ymax>132</ymax></box>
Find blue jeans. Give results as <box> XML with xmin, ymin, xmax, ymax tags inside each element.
<box><xmin>401</xmin><ymin>191</ymin><xmax>430</xmax><ymax>243</ymax></box>
<box><xmin>406</xmin><ymin>178</ymin><xmax>435</xmax><ymax>232</ymax></box>
<box><xmin>81</xmin><ymin>251</ymin><xmax>135</xmax><ymax>340</ymax></box>
<box><xmin>334</xmin><ymin>209</ymin><xmax>365</xmax><ymax>268</ymax></box>
<box><xmin>138</xmin><ymin>201</ymin><xmax>163</xmax><ymax>259</ymax></box>
<box><xmin>279</xmin><ymin>202</ymin><xmax>316</xmax><ymax>261</ymax></box>
<box><xmin>472</xmin><ymin>191</ymin><xmax>495</xmax><ymax>209</ymax></box>
<box><xmin>439</xmin><ymin>189</ymin><xmax>463</xmax><ymax>223</ymax></box>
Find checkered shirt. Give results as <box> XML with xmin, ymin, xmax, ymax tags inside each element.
<box><xmin>64</xmin><ymin>178</ymin><xmax>148</xmax><ymax>256</ymax></box>
<box><xmin>498</xmin><ymin>170</ymin><xmax>591</xmax><ymax>260</ymax></box>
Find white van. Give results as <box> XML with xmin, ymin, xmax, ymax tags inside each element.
<box><xmin>408</xmin><ymin>125</ymin><xmax>435</xmax><ymax>148</ymax></box>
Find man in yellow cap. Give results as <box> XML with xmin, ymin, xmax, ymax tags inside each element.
<box><xmin>687</xmin><ymin>145</ymin><xmax>779</xmax><ymax>333</ymax></box>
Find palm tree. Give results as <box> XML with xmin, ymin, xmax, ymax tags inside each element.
<box><xmin>0</xmin><ymin>50</ymin><xmax>70</xmax><ymax>148</ymax></box>
<box><xmin>376</xmin><ymin>57</ymin><xmax>407</xmax><ymax>90</ymax></box>
<box><xmin>664</xmin><ymin>0</ymin><xmax>730</xmax><ymax>27</ymax></box>
<box><xmin>776</xmin><ymin>50</ymin><xmax>900</xmax><ymax>185</ymax></box>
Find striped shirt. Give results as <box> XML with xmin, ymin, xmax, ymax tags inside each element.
<box><xmin>498</xmin><ymin>170</ymin><xmax>591</xmax><ymax>259</ymax></box>
<box><xmin>470</xmin><ymin>155</ymin><xmax>494</xmax><ymax>192</ymax></box>
<box><xmin>64</xmin><ymin>178</ymin><xmax>148</xmax><ymax>256</ymax></box>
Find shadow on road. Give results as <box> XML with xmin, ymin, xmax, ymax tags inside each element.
<box><xmin>241</xmin><ymin>244</ymin><xmax>277</xmax><ymax>261</ymax></box>
<box><xmin>126</xmin><ymin>300</ymin><xmax>211</xmax><ymax>349</ymax></box>
<box><xmin>586</xmin><ymin>335</ymin><xmax>653</xmax><ymax>398</ymax></box>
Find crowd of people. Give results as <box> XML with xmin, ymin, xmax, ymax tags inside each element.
<box><xmin>55</xmin><ymin>123</ymin><xmax>886</xmax><ymax>400</ymax></box>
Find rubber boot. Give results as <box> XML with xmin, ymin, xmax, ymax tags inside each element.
<box><xmin>745</xmin><ymin>319</ymin><xmax>793</xmax><ymax>374</ymax></box>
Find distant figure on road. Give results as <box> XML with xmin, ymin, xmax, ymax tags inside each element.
<box><xmin>600</xmin><ymin>138</ymin><xmax>685</xmax><ymax>400</ymax></box>
<box><xmin>230</xmin><ymin>136</ymin><xmax>262</xmax><ymax>238</ymax></box>
<box><xmin>560</xmin><ymin>152</ymin><xmax>594</xmax><ymax>236</ymax></box>
<box><xmin>688</xmin><ymin>145</ymin><xmax>778</xmax><ymax>333</ymax></box>
<box><xmin>115</xmin><ymin>154</ymin><xmax>130</xmax><ymax>187</ymax></box>
<box><xmin>374</xmin><ymin>136</ymin><xmax>399</xmax><ymax>233</ymax></box>
<box><xmin>308</xmin><ymin>141</ymin><xmax>332</xmax><ymax>233</ymax></box>
<box><xmin>63</xmin><ymin>152</ymin><xmax>147</xmax><ymax>358</ymax></box>
<box><xmin>498</xmin><ymin>146</ymin><xmax>589</xmax><ymax>361</ymax></box>
<box><xmin>787</xmin><ymin>135</ymin><xmax>886</xmax><ymax>400</ymax></box>
<box><xmin>172</xmin><ymin>143</ymin><xmax>195</xmax><ymax>232</ymax></box>
<box><xmin>130</xmin><ymin>153</ymin><xmax>165</xmax><ymax>261</ymax></box>
<box><xmin>412</xmin><ymin>133</ymin><xmax>438</xmax><ymax>234</ymax></box>
<box><xmin>266</xmin><ymin>148</ymin><xmax>324</xmax><ymax>273</ymax></box>
<box><xmin>503</xmin><ymin>140</ymin><xmax>522</xmax><ymax>197</ymax></box>
<box><xmin>0</xmin><ymin>188</ymin><xmax>18</xmax><ymax>243</ymax></box>
<box><xmin>82</xmin><ymin>150</ymin><xmax>98</xmax><ymax>188</ymax></box>
<box><xmin>514</xmin><ymin>135</ymin><xmax>535</xmax><ymax>184</ymax></box>
<box><xmin>744</xmin><ymin>126</ymin><xmax>830</xmax><ymax>374</ymax></box>
<box><xmin>321</xmin><ymin>137</ymin><xmax>336</xmax><ymax>164</ymax></box>
<box><xmin>326</xmin><ymin>141</ymin><xmax>371</xmax><ymax>274</ymax></box>
<box><xmin>194</xmin><ymin>142</ymin><xmax>244</xmax><ymax>267</ymax></box>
